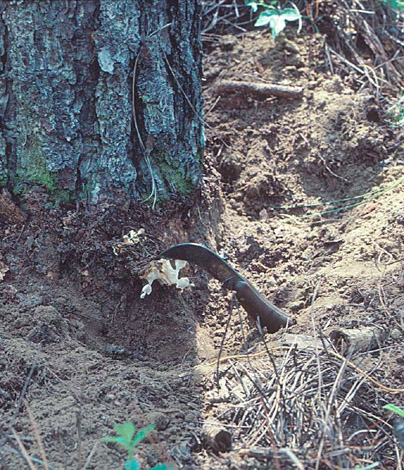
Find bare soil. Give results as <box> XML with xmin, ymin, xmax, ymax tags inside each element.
<box><xmin>1</xmin><ymin>28</ymin><xmax>404</xmax><ymax>470</ymax></box>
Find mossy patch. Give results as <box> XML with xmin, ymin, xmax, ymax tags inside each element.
<box><xmin>13</xmin><ymin>133</ymin><xmax>73</xmax><ymax>203</ymax></box>
<box><xmin>159</xmin><ymin>161</ymin><xmax>195</xmax><ymax>195</ymax></box>
<box><xmin>21</xmin><ymin>133</ymin><xmax>57</xmax><ymax>192</ymax></box>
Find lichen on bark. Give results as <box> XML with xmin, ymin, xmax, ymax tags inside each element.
<box><xmin>0</xmin><ymin>0</ymin><xmax>203</xmax><ymax>203</ymax></box>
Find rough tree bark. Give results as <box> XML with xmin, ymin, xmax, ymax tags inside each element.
<box><xmin>0</xmin><ymin>0</ymin><xmax>204</xmax><ymax>204</ymax></box>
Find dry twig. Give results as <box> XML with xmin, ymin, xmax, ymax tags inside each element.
<box><xmin>214</xmin><ymin>80</ymin><xmax>304</xmax><ymax>99</ymax></box>
<box><xmin>24</xmin><ymin>401</ymin><xmax>49</xmax><ymax>470</ymax></box>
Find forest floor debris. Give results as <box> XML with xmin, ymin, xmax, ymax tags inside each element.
<box><xmin>1</xmin><ymin>3</ymin><xmax>404</xmax><ymax>469</ymax></box>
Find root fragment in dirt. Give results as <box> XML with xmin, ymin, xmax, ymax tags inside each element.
<box><xmin>214</xmin><ymin>80</ymin><xmax>304</xmax><ymax>99</ymax></box>
<box><xmin>203</xmin><ymin>422</ymin><xmax>233</xmax><ymax>452</ymax></box>
<box><xmin>330</xmin><ymin>325</ymin><xmax>388</xmax><ymax>355</ymax></box>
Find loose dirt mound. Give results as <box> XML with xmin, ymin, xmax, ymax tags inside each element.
<box><xmin>1</xmin><ymin>24</ymin><xmax>404</xmax><ymax>470</ymax></box>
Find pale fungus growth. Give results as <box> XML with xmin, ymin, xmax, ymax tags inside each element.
<box><xmin>140</xmin><ymin>259</ymin><xmax>191</xmax><ymax>299</ymax></box>
<box><xmin>0</xmin><ymin>260</ymin><xmax>8</xmax><ymax>281</ymax></box>
<box><xmin>112</xmin><ymin>228</ymin><xmax>145</xmax><ymax>256</ymax></box>
<box><xmin>122</xmin><ymin>228</ymin><xmax>145</xmax><ymax>245</ymax></box>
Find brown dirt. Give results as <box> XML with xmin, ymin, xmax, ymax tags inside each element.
<box><xmin>1</xmin><ymin>27</ymin><xmax>404</xmax><ymax>470</ymax></box>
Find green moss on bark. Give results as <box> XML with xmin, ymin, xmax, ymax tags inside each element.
<box><xmin>23</xmin><ymin>134</ymin><xmax>57</xmax><ymax>192</ymax></box>
<box><xmin>0</xmin><ymin>0</ymin><xmax>203</xmax><ymax>203</ymax></box>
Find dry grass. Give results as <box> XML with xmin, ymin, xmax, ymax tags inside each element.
<box><xmin>204</xmin><ymin>337</ymin><xmax>403</xmax><ymax>468</ymax></box>
<box><xmin>200</xmin><ymin>280</ymin><xmax>404</xmax><ymax>468</ymax></box>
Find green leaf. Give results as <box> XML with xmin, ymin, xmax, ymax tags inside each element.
<box><xmin>269</xmin><ymin>15</ymin><xmax>287</xmax><ymax>39</ymax></box>
<box><xmin>255</xmin><ymin>10</ymin><xmax>278</xmax><ymax>27</ymax></box>
<box><xmin>383</xmin><ymin>404</ymin><xmax>404</xmax><ymax>418</ymax></box>
<box><xmin>131</xmin><ymin>424</ymin><xmax>156</xmax><ymax>447</ymax></box>
<box><xmin>280</xmin><ymin>8</ymin><xmax>301</xmax><ymax>22</ymax></box>
<box><xmin>114</xmin><ymin>422</ymin><xmax>136</xmax><ymax>445</ymax></box>
<box><xmin>149</xmin><ymin>465</ymin><xmax>176</xmax><ymax>470</ymax></box>
<box><xmin>245</xmin><ymin>0</ymin><xmax>258</xmax><ymax>12</ymax></box>
<box><xmin>101</xmin><ymin>436</ymin><xmax>128</xmax><ymax>446</ymax></box>
<box><xmin>379</xmin><ymin>0</ymin><xmax>404</xmax><ymax>11</ymax></box>
<box><xmin>254</xmin><ymin>6</ymin><xmax>301</xmax><ymax>39</ymax></box>
<box><xmin>126</xmin><ymin>460</ymin><xmax>139</xmax><ymax>470</ymax></box>
<box><xmin>261</xmin><ymin>3</ymin><xmax>277</xmax><ymax>10</ymax></box>
<box><xmin>245</xmin><ymin>0</ymin><xmax>274</xmax><ymax>12</ymax></box>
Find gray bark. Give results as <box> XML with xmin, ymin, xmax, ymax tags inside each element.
<box><xmin>0</xmin><ymin>0</ymin><xmax>203</xmax><ymax>204</ymax></box>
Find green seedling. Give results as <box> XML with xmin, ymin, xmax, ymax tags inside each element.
<box><xmin>102</xmin><ymin>421</ymin><xmax>174</xmax><ymax>470</ymax></box>
<box><xmin>378</xmin><ymin>0</ymin><xmax>404</xmax><ymax>11</ymax></box>
<box><xmin>387</xmin><ymin>97</ymin><xmax>404</xmax><ymax>128</ymax></box>
<box><xmin>383</xmin><ymin>405</ymin><xmax>404</xmax><ymax>450</ymax></box>
<box><xmin>383</xmin><ymin>404</ymin><xmax>404</xmax><ymax>418</ymax></box>
<box><xmin>245</xmin><ymin>1</ymin><xmax>301</xmax><ymax>39</ymax></box>
<box><xmin>245</xmin><ymin>0</ymin><xmax>276</xmax><ymax>12</ymax></box>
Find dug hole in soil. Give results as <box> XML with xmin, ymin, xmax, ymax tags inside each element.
<box><xmin>1</xmin><ymin>26</ymin><xmax>404</xmax><ymax>470</ymax></box>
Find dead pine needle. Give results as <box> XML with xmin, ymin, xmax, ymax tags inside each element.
<box><xmin>76</xmin><ymin>408</ymin><xmax>83</xmax><ymax>470</ymax></box>
<box><xmin>216</xmin><ymin>292</ymin><xmax>236</xmax><ymax>389</ymax></box>
<box><xmin>82</xmin><ymin>442</ymin><xmax>99</xmax><ymax>470</ymax></box>
<box><xmin>11</xmin><ymin>428</ymin><xmax>37</xmax><ymax>470</ymax></box>
<box><xmin>24</xmin><ymin>400</ymin><xmax>49</xmax><ymax>470</ymax></box>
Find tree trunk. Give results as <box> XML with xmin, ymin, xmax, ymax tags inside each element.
<box><xmin>0</xmin><ymin>0</ymin><xmax>203</xmax><ymax>204</ymax></box>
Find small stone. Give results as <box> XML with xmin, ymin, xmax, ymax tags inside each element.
<box><xmin>105</xmin><ymin>344</ymin><xmax>127</xmax><ymax>356</ymax></box>
<box><xmin>259</xmin><ymin>209</ymin><xmax>268</xmax><ymax>220</ymax></box>
<box><xmin>148</xmin><ymin>411</ymin><xmax>169</xmax><ymax>431</ymax></box>
<box><xmin>218</xmin><ymin>154</ymin><xmax>242</xmax><ymax>182</ymax></box>
<box><xmin>283</xmin><ymin>40</ymin><xmax>300</xmax><ymax>54</ymax></box>
<box><xmin>219</xmin><ymin>36</ymin><xmax>237</xmax><ymax>51</ymax></box>
<box><xmin>17</xmin><ymin>294</ymin><xmax>43</xmax><ymax>308</ymax></box>
<box><xmin>288</xmin><ymin>300</ymin><xmax>305</xmax><ymax>312</ymax></box>
<box><xmin>323</xmin><ymin>76</ymin><xmax>343</xmax><ymax>93</ymax></box>
<box><xmin>132</xmin><ymin>353</ymin><xmax>148</xmax><ymax>362</ymax></box>
<box><xmin>391</xmin><ymin>329</ymin><xmax>402</xmax><ymax>340</ymax></box>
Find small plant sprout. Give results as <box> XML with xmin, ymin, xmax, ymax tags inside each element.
<box><xmin>102</xmin><ymin>421</ymin><xmax>174</xmax><ymax>470</ymax></box>
<box><xmin>378</xmin><ymin>0</ymin><xmax>404</xmax><ymax>12</ymax></box>
<box><xmin>245</xmin><ymin>1</ymin><xmax>302</xmax><ymax>39</ymax></box>
<box><xmin>387</xmin><ymin>96</ymin><xmax>404</xmax><ymax>128</ymax></box>
<box><xmin>383</xmin><ymin>404</ymin><xmax>404</xmax><ymax>418</ymax></box>
<box><xmin>383</xmin><ymin>404</ymin><xmax>404</xmax><ymax>450</ymax></box>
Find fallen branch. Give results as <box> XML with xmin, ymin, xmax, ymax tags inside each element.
<box><xmin>203</xmin><ymin>422</ymin><xmax>233</xmax><ymax>452</ymax></box>
<box><xmin>330</xmin><ymin>326</ymin><xmax>388</xmax><ymax>355</ymax></box>
<box><xmin>214</xmin><ymin>80</ymin><xmax>303</xmax><ymax>99</ymax></box>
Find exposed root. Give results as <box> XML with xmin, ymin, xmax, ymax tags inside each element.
<box><xmin>214</xmin><ymin>80</ymin><xmax>304</xmax><ymax>99</ymax></box>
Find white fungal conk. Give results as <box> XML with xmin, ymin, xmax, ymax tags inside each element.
<box><xmin>140</xmin><ymin>259</ymin><xmax>191</xmax><ymax>299</ymax></box>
